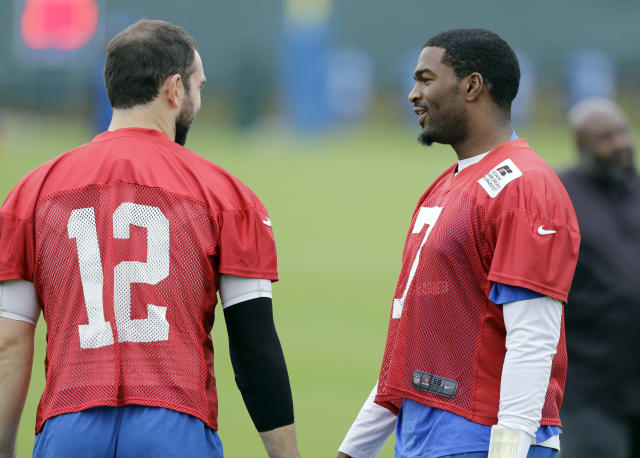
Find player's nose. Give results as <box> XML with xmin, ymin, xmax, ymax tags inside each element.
<box><xmin>613</xmin><ymin>131</ymin><xmax>633</xmax><ymax>154</ymax></box>
<box><xmin>408</xmin><ymin>84</ymin><xmax>420</xmax><ymax>103</ymax></box>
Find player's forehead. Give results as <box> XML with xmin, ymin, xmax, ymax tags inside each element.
<box><xmin>582</xmin><ymin>110</ymin><xmax>628</xmax><ymax>139</ymax></box>
<box><xmin>414</xmin><ymin>46</ymin><xmax>448</xmax><ymax>78</ymax></box>
<box><xmin>191</xmin><ymin>50</ymin><xmax>206</xmax><ymax>83</ymax></box>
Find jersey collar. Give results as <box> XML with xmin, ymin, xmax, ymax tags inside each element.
<box><xmin>455</xmin><ymin>137</ymin><xmax>528</xmax><ymax>174</ymax></box>
<box><xmin>92</xmin><ymin>127</ymin><xmax>173</xmax><ymax>143</ymax></box>
<box><xmin>448</xmin><ymin>137</ymin><xmax>529</xmax><ymax>189</ymax></box>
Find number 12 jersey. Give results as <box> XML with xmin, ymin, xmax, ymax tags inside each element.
<box><xmin>0</xmin><ymin>128</ymin><xmax>278</xmax><ymax>433</ymax></box>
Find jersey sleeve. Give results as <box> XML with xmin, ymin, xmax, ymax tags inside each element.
<box><xmin>0</xmin><ymin>176</ymin><xmax>39</xmax><ymax>282</ymax></box>
<box><xmin>485</xmin><ymin>171</ymin><xmax>580</xmax><ymax>302</ymax></box>
<box><xmin>216</xmin><ymin>193</ymin><xmax>278</xmax><ymax>281</ymax></box>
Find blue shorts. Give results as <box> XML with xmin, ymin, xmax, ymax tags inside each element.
<box><xmin>33</xmin><ymin>405</ymin><xmax>223</xmax><ymax>458</ymax></box>
<box><xmin>395</xmin><ymin>399</ymin><xmax>560</xmax><ymax>457</ymax></box>
<box><xmin>439</xmin><ymin>448</ymin><xmax>557</xmax><ymax>458</ymax></box>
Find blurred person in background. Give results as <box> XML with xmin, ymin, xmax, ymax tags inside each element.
<box><xmin>558</xmin><ymin>98</ymin><xmax>640</xmax><ymax>458</ymax></box>
<box><xmin>0</xmin><ymin>104</ymin><xmax>4</xmax><ymax>159</ymax></box>
<box><xmin>337</xmin><ymin>28</ymin><xmax>580</xmax><ymax>458</ymax></box>
<box><xmin>0</xmin><ymin>19</ymin><xmax>299</xmax><ymax>458</ymax></box>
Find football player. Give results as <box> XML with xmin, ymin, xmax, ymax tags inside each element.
<box><xmin>337</xmin><ymin>29</ymin><xmax>580</xmax><ymax>458</ymax></box>
<box><xmin>0</xmin><ymin>19</ymin><xmax>299</xmax><ymax>458</ymax></box>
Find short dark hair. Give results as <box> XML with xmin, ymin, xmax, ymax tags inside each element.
<box><xmin>105</xmin><ymin>19</ymin><xmax>198</xmax><ymax>109</ymax></box>
<box><xmin>425</xmin><ymin>28</ymin><xmax>520</xmax><ymax>113</ymax></box>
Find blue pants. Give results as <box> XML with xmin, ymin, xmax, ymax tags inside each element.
<box><xmin>439</xmin><ymin>446</ymin><xmax>558</xmax><ymax>458</ymax></box>
<box><xmin>33</xmin><ymin>405</ymin><xmax>223</xmax><ymax>458</ymax></box>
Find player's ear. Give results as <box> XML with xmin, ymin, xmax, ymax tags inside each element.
<box><xmin>163</xmin><ymin>74</ymin><xmax>182</xmax><ymax>109</ymax></box>
<box><xmin>463</xmin><ymin>72</ymin><xmax>484</xmax><ymax>102</ymax></box>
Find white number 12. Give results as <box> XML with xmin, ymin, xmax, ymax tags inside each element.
<box><xmin>68</xmin><ymin>203</ymin><xmax>170</xmax><ymax>349</ymax></box>
<box><xmin>392</xmin><ymin>206</ymin><xmax>443</xmax><ymax>319</ymax></box>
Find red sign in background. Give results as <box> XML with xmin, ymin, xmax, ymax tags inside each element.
<box><xmin>21</xmin><ymin>0</ymin><xmax>99</xmax><ymax>50</ymax></box>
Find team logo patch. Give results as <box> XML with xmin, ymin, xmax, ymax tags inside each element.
<box><xmin>477</xmin><ymin>158</ymin><xmax>522</xmax><ymax>198</ymax></box>
<box><xmin>411</xmin><ymin>369</ymin><xmax>458</xmax><ymax>398</ymax></box>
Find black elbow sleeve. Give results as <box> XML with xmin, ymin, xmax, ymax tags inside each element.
<box><xmin>223</xmin><ymin>297</ymin><xmax>294</xmax><ymax>432</ymax></box>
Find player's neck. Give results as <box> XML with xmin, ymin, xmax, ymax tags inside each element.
<box><xmin>108</xmin><ymin>105</ymin><xmax>176</xmax><ymax>141</ymax></box>
<box><xmin>451</xmin><ymin>119</ymin><xmax>513</xmax><ymax>161</ymax></box>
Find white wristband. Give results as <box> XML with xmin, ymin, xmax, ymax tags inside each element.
<box><xmin>488</xmin><ymin>424</ymin><xmax>534</xmax><ymax>458</ymax></box>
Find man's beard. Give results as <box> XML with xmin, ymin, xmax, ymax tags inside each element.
<box><xmin>175</xmin><ymin>98</ymin><xmax>194</xmax><ymax>146</ymax></box>
<box><xmin>583</xmin><ymin>152</ymin><xmax>638</xmax><ymax>192</ymax></box>
<box><xmin>417</xmin><ymin>93</ymin><xmax>468</xmax><ymax>147</ymax></box>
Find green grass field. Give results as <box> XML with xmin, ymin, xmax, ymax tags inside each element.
<box><xmin>1</xmin><ymin>114</ymin><xmax>578</xmax><ymax>457</ymax></box>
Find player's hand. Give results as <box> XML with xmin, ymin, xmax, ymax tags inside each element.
<box><xmin>488</xmin><ymin>424</ymin><xmax>534</xmax><ymax>458</ymax></box>
<box><xmin>336</xmin><ymin>452</ymin><xmax>352</xmax><ymax>458</ymax></box>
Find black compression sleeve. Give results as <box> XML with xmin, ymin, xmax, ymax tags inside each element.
<box><xmin>223</xmin><ymin>297</ymin><xmax>294</xmax><ymax>432</ymax></box>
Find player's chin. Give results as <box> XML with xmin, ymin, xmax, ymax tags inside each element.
<box><xmin>418</xmin><ymin>129</ymin><xmax>434</xmax><ymax>146</ymax></box>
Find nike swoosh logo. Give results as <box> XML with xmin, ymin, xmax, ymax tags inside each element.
<box><xmin>262</xmin><ymin>217</ymin><xmax>272</xmax><ymax>227</ymax></box>
<box><xmin>537</xmin><ymin>225</ymin><xmax>556</xmax><ymax>235</ymax></box>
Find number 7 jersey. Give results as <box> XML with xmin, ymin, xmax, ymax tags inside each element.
<box><xmin>0</xmin><ymin>128</ymin><xmax>278</xmax><ymax>433</ymax></box>
<box><xmin>375</xmin><ymin>138</ymin><xmax>580</xmax><ymax>427</ymax></box>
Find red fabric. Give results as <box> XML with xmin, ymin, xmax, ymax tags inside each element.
<box><xmin>0</xmin><ymin>128</ymin><xmax>277</xmax><ymax>433</ymax></box>
<box><xmin>375</xmin><ymin>139</ymin><xmax>579</xmax><ymax>427</ymax></box>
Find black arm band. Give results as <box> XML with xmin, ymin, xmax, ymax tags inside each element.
<box><xmin>223</xmin><ymin>297</ymin><xmax>294</xmax><ymax>432</ymax></box>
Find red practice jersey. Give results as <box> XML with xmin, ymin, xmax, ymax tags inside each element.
<box><xmin>375</xmin><ymin>139</ymin><xmax>580</xmax><ymax>427</ymax></box>
<box><xmin>0</xmin><ymin>128</ymin><xmax>278</xmax><ymax>433</ymax></box>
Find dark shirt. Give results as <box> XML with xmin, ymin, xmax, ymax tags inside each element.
<box><xmin>559</xmin><ymin>167</ymin><xmax>640</xmax><ymax>416</ymax></box>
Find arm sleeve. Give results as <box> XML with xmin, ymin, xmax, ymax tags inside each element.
<box><xmin>338</xmin><ymin>382</ymin><xmax>397</xmax><ymax>457</ymax></box>
<box><xmin>223</xmin><ymin>297</ymin><xmax>293</xmax><ymax>432</ymax></box>
<box><xmin>218</xmin><ymin>274</ymin><xmax>272</xmax><ymax>308</ymax></box>
<box><xmin>498</xmin><ymin>296</ymin><xmax>562</xmax><ymax>436</ymax></box>
<box><xmin>0</xmin><ymin>280</ymin><xmax>40</xmax><ymax>325</ymax></box>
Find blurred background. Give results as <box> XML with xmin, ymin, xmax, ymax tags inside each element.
<box><xmin>1</xmin><ymin>0</ymin><xmax>639</xmax><ymax>456</ymax></box>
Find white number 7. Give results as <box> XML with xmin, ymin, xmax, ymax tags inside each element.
<box><xmin>68</xmin><ymin>203</ymin><xmax>170</xmax><ymax>349</ymax></box>
<box><xmin>392</xmin><ymin>206</ymin><xmax>443</xmax><ymax>318</ymax></box>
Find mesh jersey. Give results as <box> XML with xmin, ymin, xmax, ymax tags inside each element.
<box><xmin>375</xmin><ymin>139</ymin><xmax>580</xmax><ymax>427</ymax></box>
<box><xmin>0</xmin><ymin>128</ymin><xmax>278</xmax><ymax>433</ymax></box>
